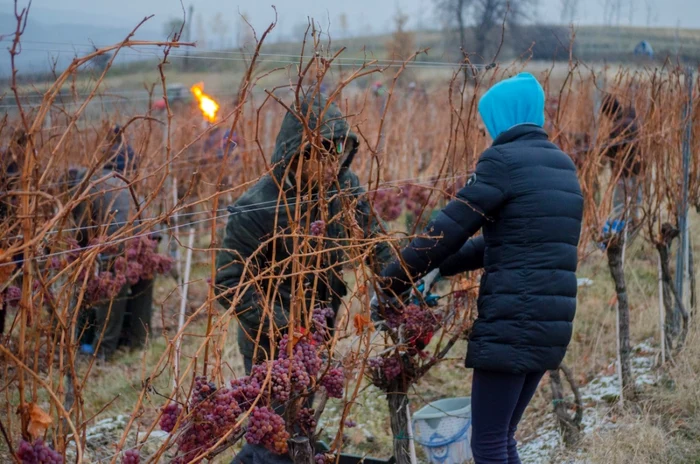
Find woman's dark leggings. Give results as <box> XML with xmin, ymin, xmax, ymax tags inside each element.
<box><xmin>471</xmin><ymin>369</ymin><xmax>546</xmax><ymax>464</ymax></box>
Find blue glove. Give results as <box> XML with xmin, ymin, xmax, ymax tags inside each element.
<box><xmin>411</xmin><ymin>269</ymin><xmax>441</xmax><ymax>307</ymax></box>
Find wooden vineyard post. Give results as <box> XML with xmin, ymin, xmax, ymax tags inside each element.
<box><xmin>174</xmin><ymin>228</ymin><xmax>195</xmax><ymax>387</ymax></box>
<box><xmin>676</xmin><ymin>67</ymin><xmax>693</xmax><ymax>320</ymax></box>
<box><xmin>658</xmin><ymin>255</ymin><xmax>666</xmax><ymax>364</ymax></box>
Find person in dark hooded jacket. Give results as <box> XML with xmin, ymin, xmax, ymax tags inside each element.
<box><xmin>601</xmin><ymin>94</ymin><xmax>642</xmax><ymax>222</ymax></box>
<box><xmin>215</xmin><ymin>93</ymin><xmax>393</xmax><ymax>374</ymax></box>
<box><xmin>375</xmin><ymin>73</ymin><xmax>583</xmax><ymax>464</ymax></box>
<box><xmin>104</xmin><ymin>125</ymin><xmax>136</xmax><ymax>175</ymax></box>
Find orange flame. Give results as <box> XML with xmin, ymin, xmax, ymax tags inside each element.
<box><xmin>190</xmin><ymin>82</ymin><xmax>219</xmax><ymax>123</ymax></box>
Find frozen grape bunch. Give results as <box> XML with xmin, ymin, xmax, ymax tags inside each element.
<box><xmin>16</xmin><ymin>439</ymin><xmax>63</xmax><ymax>464</ymax></box>
<box><xmin>245</xmin><ymin>406</ymin><xmax>289</xmax><ymax>454</ymax></box>
<box><xmin>320</xmin><ymin>367</ymin><xmax>344</xmax><ymax>398</ymax></box>
<box><xmin>120</xmin><ymin>449</ymin><xmax>140</xmax><ymax>464</ymax></box>
<box><xmin>159</xmin><ymin>402</ymin><xmax>182</xmax><ymax>433</ymax></box>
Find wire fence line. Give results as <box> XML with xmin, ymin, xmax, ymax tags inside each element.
<box><xmin>0</xmin><ymin>171</ymin><xmax>472</xmax><ymax>267</ymax></box>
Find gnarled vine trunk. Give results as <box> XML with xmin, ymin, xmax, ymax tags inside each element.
<box><xmin>606</xmin><ymin>234</ymin><xmax>635</xmax><ymax>400</ymax></box>
<box><xmin>387</xmin><ymin>388</ymin><xmax>412</xmax><ymax>464</ymax></box>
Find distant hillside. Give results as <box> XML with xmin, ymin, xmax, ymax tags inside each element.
<box><xmin>0</xmin><ymin>12</ymin><xmax>161</xmax><ymax>76</ymax></box>
<box><xmin>5</xmin><ymin>20</ymin><xmax>700</xmax><ymax>84</ymax></box>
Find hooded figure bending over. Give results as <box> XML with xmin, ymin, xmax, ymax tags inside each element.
<box><xmin>376</xmin><ymin>73</ymin><xmax>583</xmax><ymax>464</ymax></box>
<box><xmin>215</xmin><ymin>93</ymin><xmax>393</xmax><ymax>375</ymax></box>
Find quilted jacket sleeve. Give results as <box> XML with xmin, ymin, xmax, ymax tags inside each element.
<box><xmin>380</xmin><ymin>148</ymin><xmax>509</xmax><ymax>295</ymax></box>
<box><xmin>439</xmin><ymin>235</ymin><xmax>486</xmax><ymax>276</ymax></box>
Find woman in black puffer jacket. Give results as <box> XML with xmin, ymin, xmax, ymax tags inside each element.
<box><xmin>377</xmin><ymin>73</ymin><xmax>583</xmax><ymax>464</ymax></box>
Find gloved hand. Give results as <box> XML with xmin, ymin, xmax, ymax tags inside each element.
<box><xmin>420</xmin><ymin>268</ymin><xmax>441</xmax><ymax>294</ymax></box>
<box><xmin>411</xmin><ymin>268</ymin><xmax>441</xmax><ymax>307</ymax></box>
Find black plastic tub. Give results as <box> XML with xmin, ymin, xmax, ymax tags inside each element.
<box><xmin>316</xmin><ymin>442</ymin><xmax>396</xmax><ymax>464</ymax></box>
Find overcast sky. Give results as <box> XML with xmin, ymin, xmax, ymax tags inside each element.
<box><xmin>5</xmin><ymin>0</ymin><xmax>700</xmax><ymax>41</ymax></box>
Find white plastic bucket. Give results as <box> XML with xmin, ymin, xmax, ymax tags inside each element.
<box><xmin>412</xmin><ymin>397</ymin><xmax>472</xmax><ymax>464</ymax></box>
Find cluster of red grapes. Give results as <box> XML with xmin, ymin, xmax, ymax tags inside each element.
<box><xmin>310</xmin><ymin>220</ymin><xmax>326</xmax><ymax>237</ymax></box>
<box><xmin>168</xmin><ymin>376</ymin><xmax>243</xmax><ymax>463</ymax></box>
<box><xmin>79</xmin><ymin>236</ymin><xmax>173</xmax><ymax>304</ymax></box>
<box><xmin>120</xmin><ymin>449</ymin><xmax>140</xmax><ymax>464</ymax></box>
<box><xmin>371</xmin><ymin>187</ymin><xmax>403</xmax><ymax>222</ymax></box>
<box><xmin>159</xmin><ymin>402</ymin><xmax>182</xmax><ymax>433</ymax></box>
<box><xmin>83</xmin><ymin>270</ymin><xmax>127</xmax><ymax>302</ymax></box>
<box><xmin>367</xmin><ymin>304</ymin><xmax>442</xmax><ymax>390</ymax></box>
<box><xmin>367</xmin><ymin>354</ymin><xmax>402</xmax><ymax>384</ymax></box>
<box><xmin>245</xmin><ymin>406</ymin><xmax>289</xmax><ymax>454</ymax></box>
<box><xmin>311</xmin><ymin>306</ymin><xmax>333</xmax><ymax>345</ymax></box>
<box><xmin>401</xmin><ymin>184</ymin><xmax>436</xmax><ymax>216</ymax></box>
<box><xmin>3</xmin><ymin>285</ymin><xmax>21</xmax><ymax>308</ymax></box>
<box><xmin>279</xmin><ymin>334</ymin><xmax>322</xmax><ymax>377</ymax></box>
<box><xmin>297</xmin><ymin>408</ymin><xmax>317</xmax><ymax>436</ymax></box>
<box><xmin>163</xmin><ymin>307</ymin><xmax>343</xmax><ymax>457</ymax></box>
<box><xmin>392</xmin><ymin>303</ymin><xmax>441</xmax><ymax>350</ymax></box>
<box><xmin>15</xmin><ymin>439</ymin><xmax>63</xmax><ymax>464</ymax></box>
<box><xmin>320</xmin><ymin>367</ymin><xmax>344</xmax><ymax>399</ymax></box>
<box><xmin>315</xmin><ymin>453</ymin><xmax>336</xmax><ymax>464</ymax></box>
<box><xmin>124</xmin><ymin>236</ymin><xmax>173</xmax><ymax>281</ymax></box>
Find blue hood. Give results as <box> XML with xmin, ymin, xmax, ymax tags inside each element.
<box><xmin>478</xmin><ymin>72</ymin><xmax>546</xmax><ymax>140</ymax></box>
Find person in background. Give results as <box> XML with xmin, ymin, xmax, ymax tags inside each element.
<box><xmin>600</xmin><ymin>94</ymin><xmax>642</xmax><ymax>224</ymax></box>
<box><xmin>215</xmin><ymin>91</ymin><xmax>394</xmax><ymax>463</ymax></box>
<box><xmin>103</xmin><ymin>129</ymin><xmax>157</xmax><ymax>351</ymax></box>
<box><xmin>215</xmin><ymin>92</ymin><xmax>393</xmax><ymax>374</ymax></box>
<box><xmin>64</xmin><ymin>165</ymin><xmax>134</xmax><ymax>359</ymax></box>
<box><xmin>104</xmin><ymin>124</ymin><xmax>136</xmax><ymax>175</ymax></box>
<box><xmin>373</xmin><ymin>73</ymin><xmax>583</xmax><ymax>464</ymax></box>
<box><xmin>0</xmin><ymin>128</ymin><xmax>27</xmax><ymax>335</ymax></box>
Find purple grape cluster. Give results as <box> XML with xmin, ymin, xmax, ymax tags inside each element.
<box><xmin>84</xmin><ymin>270</ymin><xmax>127</xmax><ymax>302</ymax></box>
<box><xmin>310</xmin><ymin>220</ymin><xmax>326</xmax><ymax>237</ymax></box>
<box><xmin>171</xmin><ymin>376</ymin><xmax>244</xmax><ymax>462</ymax></box>
<box><xmin>125</xmin><ymin>236</ymin><xmax>173</xmax><ymax>281</ymax></box>
<box><xmin>402</xmin><ymin>304</ymin><xmax>440</xmax><ymax>346</ymax></box>
<box><xmin>383</xmin><ymin>356</ymin><xmax>402</xmax><ymax>381</ymax></box>
<box><xmin>367</xmin><ymin>356</ymin><xmax>401</xmax><ymax>383</ymax></box>
<box><xmin>245</xmin><ymin>406</ymin><xmax>289</xmax><ymax>454</ymax></box>
<box><xmin>344</xmin><ymin>419</ymin><xmax>357</xmax><ymax>428</ymax></box>
<box><xmin>159</xmin><ymin>402</ymin><xmax>182</xmax><ymax>433</ymax></box>
<box><xmin>278</xmin><ymin>335</ymin><xmax>321</xmax><ymax>378</ymax></box>
<box><xmin>320</xmin><ymin>367</ymin><xmax>344</xmax><ymax>398</ymax></box>
<box><xmin>371</xmin><ymin>187</ymin><xmax>403</xmax><ymax>221</ymax></box>
<box><xmin>315</xmin><ymin>453</ymin><xmax>334</xmax><ymax>464</ymax></box>
<box><xmin>402</xmin><ymin>184</ymin><xmax>435</xmax><ymax>216</ymax></box>
<box><xmin>311</xmin><ymin>307</ymin><xmax>334</xmax><ymax>344</ymax></box>
<box><xmin>297</xmin><ymin>408</ymin><xmax>317</xmax><ymax>435</ymax></box>
<box><xmin>252</xmin><ymin>360</ymin><xmax>292</xmax><ymax>402</ymax></box>
<box><xmin>48</xmin><ymin>257</ymin><xmax>62</xmax><ymax>270</ymax></box>
<box><xmin>5</xmin><ymin>285</ymin><xmax>21</xmax><ymax>306</ymax></box>
<box><xmin>16</xmin><ymin>439</ymin><xmax>63</xmax><ymax>464</ymax></box>
<box><xmin>120</xmin><ymin>449</ymin><xmax>140</xmax><ymax>464</ymax></box>
<box><xmin>209</xmin><ymin>387</ymin><xmax>243</xmax><ymax>429</ymax></box>
<box><xmin>230</xmin><ymin>376</ymin><xmax>263</xmax><ymax>408</ymax></box>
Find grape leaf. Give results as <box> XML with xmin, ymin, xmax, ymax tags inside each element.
<box><xmin>353</xmin><ymin>313</ymin><xmax>373</xmax><ymax>336</ymax></box>
<box><xmin>26</xmin><ymin>403</ymin><xmax>52</xmax><ymax>440</ymax></box>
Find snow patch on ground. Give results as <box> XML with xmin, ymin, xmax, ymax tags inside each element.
<box><xmin>518</xmin><ymin>339</ymin><xmax>659</xmax><ymax>463</ymax></box>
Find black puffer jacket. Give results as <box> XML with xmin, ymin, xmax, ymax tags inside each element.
<box><xmin>381</xmin><ymin>124</ymin><xmax>583</xmax><ymax>374</ymax></box>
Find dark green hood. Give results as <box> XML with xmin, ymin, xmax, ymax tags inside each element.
<box><xmin>271</xmin><ymin>92</ymin><xmax>359</xmax><ymax>182</ymax></box>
